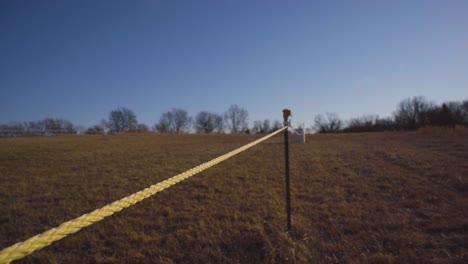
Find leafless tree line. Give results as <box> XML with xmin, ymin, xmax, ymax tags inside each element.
<box><xmin>152</xmin><ymin>105</ymin><xmax>250</xmax><ymax>134</ymax></box>
<box><xmin>151</xmin><ymin>105</ymin><xmax>282</xmax><ymax>134</ymax></box>
<box><xmin>0</xmin><ymin>118</ymin><xmax>76</xmax><ymax>137</ymax></box>
<box><xmin>313</xmin><ymin>96</ymin><xmax>468</xmax><ymax>133</ymax></box>
<box><xmin>251</xmin><ymin>119</ymin><xmax>283</xmax><ymax>134</ymax></box>
<box><xmin>4</xmin><ymin>96</ymin><xmax>466</xmax><ymax>137</ymax></box>
<box><xmin>2</xmin><ymin>104</ymin><xmax>284</xmax><ymax>137</ymax></box>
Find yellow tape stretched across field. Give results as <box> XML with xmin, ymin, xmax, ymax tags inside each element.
<box><xmin>0</xmin><ymin>126</ymin><xmax>287</xmax><ymax>263</ymax></box>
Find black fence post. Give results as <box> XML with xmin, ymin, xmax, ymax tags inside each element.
<box><xmin>283</xmin><ymin>109</ymin><xmax>292</xmax><ymax>231</ymax></box>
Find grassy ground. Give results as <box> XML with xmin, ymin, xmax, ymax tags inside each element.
<box><xmin>0</xmin><ymin>130</ymin><xmax>467</xmax><ymax>263</ymax></box>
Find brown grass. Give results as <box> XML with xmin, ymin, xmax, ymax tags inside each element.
<box><xmin>0</xmin><ymin>131</ymin><xmax>467</xmax><ymax>263</ymax></box>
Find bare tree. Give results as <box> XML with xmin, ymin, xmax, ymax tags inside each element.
<box><xmin>252</xmin><ymin>120</ymin><xmax>263</xmax><ymax>134</ymax></box>
<box><xmin>155</xmin><ymin>108</ymin><xmax>192</xmax><ymax>133</ymax></box>
<box><xmin>252</xmin><ymin>119</ymin><xmax>271</xmax><ymax>134</ymax></box>
<box><xmin>393</xmin><ymin>96</ymin><xmax>433</xmax><ymax>129</ymax></box>
<box><xmin>313</xmin><ymin>112</ymin><xmax>342</xmax><ymax>133</ymax></box>
<box><xmin>270</xmin><ymin>120</ymin><xmax>282</xmax><ymax>132</ymax></box>
<box><xmin>343</xmin><ymin>115</ymin><xmax>396</xmax><ymax>133</ymax></box>
<box><xmin>345</xmin><ymin>115</ymin><xmax>378</xmax><ymax>132</ymax></box>
<box><xmin>174</xmin><ymin>109</ymin><xmax>192</xmax><ymax>133</ymax></box>
<box><xmin>195</xmin><ymin>111</ymin><xmax>219</xmax><ymax>133</ymax></box>
<box><xmin>136</xmin><ymin>123</ymin><xmax>149</xmax><ymax>132</ymax></box>
<box><xmin>86</xmin><ymin>125</ymin><xmax>104</xmax><ymax>134</ymax></box>
<box><xmin>224</xmin><ymin>104</ymin><xmax>248</xmax><ymax>133</ymax></box>
<box><xmin>213</xmin><ymin>114</ymin><xmax>224</xmax><ymax>133</ymax></box>
<box><xmin>439</xmin><ymin>104</ymin><xmax>455</xmax><ymax>127</ymax></box>
<box><xmin>262</xmin><ymin>119</ymin><xmax>271</xmax><ymax>133</ymax></box>
<box><xmin>463</xmin><ymin>100</ymin><xmax>468</xmax><ymax>124</ymax></box>
<box><xmin>446</xmin><ymin>101</ymin><xmax>466</xmax><ymax>125</ymax></box>
<box><xmin>104</xmin><ymin>107</ymin><xmax>138</xmax><ymax>132</ymax></box>
<box><xmin>154</xmin><ymin>117</ymin><xmax>170</xmax><ymax>133</ymax></box>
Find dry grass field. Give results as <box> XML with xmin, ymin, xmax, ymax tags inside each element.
<box><xmin>1</xmin><ymin>129</ymin><xmax>467</xmax><ymax>263</ymax></box>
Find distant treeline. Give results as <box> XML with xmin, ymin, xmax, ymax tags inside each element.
<box><xmin>313</xmin><ymin>96</ymin><xmax>468</xmax><ymax>133</ymax></box>
<box><xmin>0</xmin><ymin>104</ymin><xmax>283</xmax><ymax>137</ymax></box>
<box><xmin>3</xmin><ymin>97</ymin><xmax>467</xmax><ymax>137</ymax></box>
<box><xmin>0</xmin><ymin>118</ymin><xmax>76</xmax><ymax>137</ymax></box>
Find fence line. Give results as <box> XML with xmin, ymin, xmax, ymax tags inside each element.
<box><xmin>0</xmin><ymin>126</ymin><xmax>287</xmax><ymax>264</ymax></box>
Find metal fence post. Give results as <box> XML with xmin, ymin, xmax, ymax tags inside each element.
<box><xmin>283</xmin><ymin>109</ymin><xmax>292</xmax><ymax>231</ymax></box>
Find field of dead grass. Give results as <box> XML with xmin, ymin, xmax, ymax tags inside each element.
<box><xmin>0</xmin><ymin>130</ymin><xmax>467</xmax><ymax>263</ymax></box>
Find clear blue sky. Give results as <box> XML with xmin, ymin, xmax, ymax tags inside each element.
<box><xmin>1</xmin><ymin>0</ymin><xmax>467</xmax><ymax>128</ymax></box>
